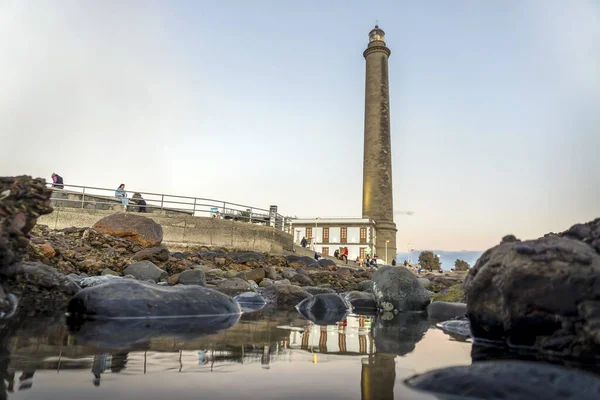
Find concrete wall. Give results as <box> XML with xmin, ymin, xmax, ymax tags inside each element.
<box><xmin>37</xmin><ymin>208</ymin><xmax>293</xmax><ymax>253</ymax></box>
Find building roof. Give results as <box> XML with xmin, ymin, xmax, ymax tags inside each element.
<box><xmin>292</xmin><ymin>217</ymin><xmax>375</xmax><ymax>225</ymax></box>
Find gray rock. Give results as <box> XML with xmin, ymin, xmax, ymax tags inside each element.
<box><xmin>80</xmin><ymin>275</ymin><xmax>122</xmax><ymax>288</ymax></box>
<box><xmin>427</xmin><ymin>301</ymin><xmax>467</xmax><ymax>322</ymax></box>
<box><xmin>317</xmin><ymin>258</ymin><xmax>336</xmax><ymax>268</ymax></box>
<box><xmin>67</xmin><ymin>273</ymin><xmax>85</xmax><ymax>286</ymax></box>
<box><xmin>290</xmin><ymin>273</ymin><xmax>313</xmax><ymax>286</ymax></box>
<box><xmin>68</xmin><ymin>279</ymin><xmax>241</xmax><ymax>318</ymax></box>
<box><xmin>371</xmin><ymin>266</ymin><xmax>431</xmax><ymax>312</ymax></box>
<box><xmin>438</xmin><ymin>319</ymin><xmax>471</xmax><ymax>338</ymax></box>
<box><xmin>123</xmin><ymin>261</ymin><xmax>167</xmax><ymax>282</ymax></box>
<box><xmin>285</xmin><ymin>255</ymin><xmax>318</xmax><ymax>268</ymax></box>
<box><xmin>263</xmin><ymin>266</ymin><xmax>279</xmax><ymax>280</ymax></box>
<box><xmin>247</xmin><ymin>280</ymin><xmax>259</xmax><ymax>291</ymax></box>
<box><xmin>406</xmin><ymin>360</ymin><xmax>600</xmax><ymax>400</ymax></box>
<box><xmin>259</xmin><ymin>278</ymin><xmax>274</xmax><ymax>287</ymax></box>
<box><xmin>193</xmin><ymin>265</ymin><xmax>213</xmax><ymax>273</ymax></box>
<box><xmin>274</xmin><ymin>279</ymin><xmax>291</xmax><ymax>285</ymax></box>
<box><xmin>359</xmin><ymin>280</ymin><xmax>374</xmax><ymax>292</ymax></box>
<box><xmin>101</xmin><ymin>268</ymin><xmax>119</xmax><ymax>276</ymax></box>
<box><xmin>224</xmin><ymin>270</ymin><xmax>238</xmax><ymax>278</ymax></box>
<box><xmin>233</xmin><ymin>292</ymin><xmax>266</xmax><ymax>312</ymax></box>
<box><xmin>131</xmin><ymin>244</ymin><xmax>170</xmax><ymax>263</ymax></box>
<box><xmin>214</xmin><ymin>278</ymin><xmax>253</xmax><ymax>296</ymax></box>
<box><xmin>282</xmin><ymin>268</ymin><xmax>297</xmax><ymax>280</ymax></box>
<box><xmin>177</xmin><ymin>269</ymin><xmax>206</xmax><ymax>286</ymax></box>
<box><xmin>296</xmin><ymin>294</ymin><xmax>350</xmax><ymax>325</ymax></box>
<box><xmin>227</xmin><ymin>252</ymin><xmax>266</xmax><ymax>264</ymax></box>
<box><xmin>417</xmin><ymin>277</ymin><xmax>432</xmax><ymax>290</ymax></box>
<box><xmin>123</xmin><ymin>274</ymin><xmax>136</xmax><ymax>279</ymax></box>
<box><xmin>304</xmin><ymin>286</ymin><xmax>336</xmax><ymax>295</ymax></box>
<box><xmin>262</xmin><ymin>284</ymin><xmax>311</xmax><ymax>307</ymax></box>
<box><xmin>207</xmin><ymin>269</ymin><xmax>225</xmax><ymax>277</ymax></box>
<box><xmin>343</xmin><ymin>291</ymin><xmax>377</xmax><ymax>311</ymax></box>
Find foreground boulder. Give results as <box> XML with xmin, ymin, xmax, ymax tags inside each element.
<box><xmin>68</xmin><ymin>279</ymin><xmax>241</xmax><ymax>318</ymax></box>
<box><xmin>123</xmin><ymin>261</ymin><xmax>167</xmax><ymax>282</ymax></box>
<box><xmin>343</xmin><ymin>291</ymin><xmax>377</xmax><ymax>312</ymax></box>
<box><xmin>296</xmin><ymin>294</ymin><xmax>350</xmax><ymax>325</ymax></box>
<box><xmin>261</xmin><ymin>284</ymin><xmax>311</xmax><ymax>307</ymax></box>
<box><xmin>177</xmin><ymin>269</ymin><xmax>206</xmax><ymax>286</ymax></box>
<box><xmin>93</xmin><ymin>213</ymin><xmax>163</xmax><ymax>247</ymax></box>
<box><xmin>371</xmin><ymin>266</ymin><xmax>430</xmax><ymax>312</ymax></box>
<box><xmin>406</xmin><ymin>360</ymin><xmax>600</xmax><ymax>400</ymax></box>
<box><xmin>464</xmin><ymin>224</ymin><xmax>600</xmax><ymax>358</ymax></box>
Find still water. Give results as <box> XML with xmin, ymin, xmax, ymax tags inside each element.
<box><xmin>1</xmin><ymin>310</ymin><xmax>472</xmax><ymax>399</ymax></box>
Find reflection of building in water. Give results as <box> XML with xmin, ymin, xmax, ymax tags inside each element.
<box><xmin>361</xmin><ymin>353</ymin><xmax>396</xmax><ymax>400</ymax></box>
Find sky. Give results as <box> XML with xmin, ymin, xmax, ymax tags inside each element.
<box><xmin>1</xmin><ymin>0</ymin><xmax>598</xmax><ymax>251</ymax></box>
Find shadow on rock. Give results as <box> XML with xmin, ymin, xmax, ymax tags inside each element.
<box><xmin>67</xmin><ymin>313</ymin><xmax>241</xmax><ymax>351</ymax></box>
<box><xmin>371</xmin><ymin>312</ymin><xmax>429</xmax><ymax>356</ymax></box>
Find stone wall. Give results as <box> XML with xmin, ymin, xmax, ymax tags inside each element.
<box><xmin>37</xmin><ymin>208</ymin><xmax>293</xmax><ymax>253</ymax></box>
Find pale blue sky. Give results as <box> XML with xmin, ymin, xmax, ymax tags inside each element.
<box><xmin>1</xmin><ymin>0</ymin><xmax>598</xmax><ymax>251</ymax></box>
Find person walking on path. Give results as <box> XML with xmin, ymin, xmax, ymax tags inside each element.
<box><xmin>342</xmin><ymin>247</ymin><xmax>349</xmax><ymax>264</ymax></box>
<box><xmin>115</xmin><ymin>184</ymin><xmax>129</xmax><ymax>211</ymax></box>
<box><xmin>51</xmin><ymin>173</ymin><xmax>64</xmax><ymax>189</ymax></box>
<box><xmin>300</xmin><ymin>237</ymin><xmax>308</xmax><ymax>248</ymax></box>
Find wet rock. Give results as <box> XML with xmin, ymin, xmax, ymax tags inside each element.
<box><xmin>132</xmin><ymin>244</ymin><xmax>170</xmax><ymax>263</ymax></box>
<box><xmin>371</xmin><ymin>266</ymin><xmax>430</xmax><ymax>312</ymax></box>
<box><xmin>214</xmin><ymin>278</ymin><xmax>254</xmax><ymax>296</ymax></box>
<box><xmin>343</xmin><ymin>291</ymin><xmax>377</xmax><ymax>311</ymax></box>
<box><xmin>296</xmin><ymin>294</ymin><xmax>350</xmax><ymax>325</ymax></box>
<box><xmin>177</xmin><ymin>269</ymin><xmax>206</xmax><ymax>286</ymax></box>
<box><xmin>285</xmin><ymin>255</ymin><xmax>318</xmax><ymax>268</ymax></box>
<box><xmin>372</xmin><ymin>312</ymin><xmax>430</xmax><ymax>356</ymax></box>
<box><xmin>359</xmin><ymin>280</ymin><xmax>374</xmax><ymax>292</ymax></box>
<box><xmin>417</xmin><ymin>277</ymin><xmax>432</xmax><ymax>290</ymax></box>
<box><xmin>261</xmin><ymin>284</ymin><xmax>311</xmax><ymax>307</ymax></box>
<box><xmin>101</xmin><ymin>268</ymin><xmax>119</xmax><ymax>276</ymax></box>
<box><xmin>241</xmin><ymin>268</ymin><xmax>265</xmax><ymax>283</ymax></box>
<box><xmin>464</xmin><ymin>231</ymin><xmax>600</xmax><ymax>357</ymax></box>
<box><xmin>437</xmin><ymin>319</ymin><xmax>471</xmax><ymax>339</ymax></box>
<box><xmin>427</xmin><ymin>302</ymin><xmax>467</xmax><ymax>322</ymax></box>
<box><xmin>290</xmin><ymin>273</ymin><xmax>313</xmax><ymax>286</ymax></box>
<box><xmin>317</xmin><ymin>258</ymin><xmax>336</xmax><ymax>268</ymax></box>
<box><xmin>304</xmin><ymin>286</ymin><xmax>336</xmax><ymax>295</ymax></box>
<box><xmin>68</xmin><ymin>279</ymin><xmax>241</xmax><ymax>318</ymax></box>
<box><xmin>406</xmin><ymin>360</ymin><xmax>600</xmax><ymax>400</ymax></box>
<box><xmin>233</xmin><ymin>292</ymin><xmax>266</xmax><ymax>313</ymax></box>
<box><xmin>123</xmin><ymin>261</ymin><xmax>167</xmax><ymax>282</ymax></box>
<box><xmin>259</xmin><ymin>278</ymin><xmax>274</xmax><ymax>287</ymax></box>
<box><xmin>80</xmin><ymin>275</ymin><xmax>122</xmax><ymax>287</ymax></box>
<box><xmin>247</xmin><ymin>280</ymin><xmax>259</xmax><ymax>290</ymax></box>
<box><xmin>93</xmin><ymin>214</ymin><xmax>163</xmax><ymax>247</ymax></box>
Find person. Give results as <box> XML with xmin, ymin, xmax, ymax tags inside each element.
<box><xmin>300</xmin><ymin>237</ymin><xmax>308</xmax><ymax>248</ymax></box>
<box><xmin>391</xmin><ymin>259</ymin><xmax>397</xmax><ymax>266</ymax></box>
<box><xmin>314</xmin><ymin>251</ymin><xmax>320</xmax><ymax>261</ymax></box>
<box><xmin>342</xmin><ymin>247</ymin><xmax>349</xmax><ymax>264</ymax></box>
<box><xmin>334</xmin><ymin>249</ymin><xmax>340</xmax><ymax>259</ymax></box>
<box><xmin>131</xmin><ymin>192</ymin><xmax>147</xmax><ymax>213</ymax></box>
<box><xmin>51</xmin><ymin>173</ymin><xmax>64</xmax><ymax>189</ymax></box>
<box><xmin>115</xmin><ymin>184</ymin><xmax>129</xmax><ymax>211</ymax></box>
<box><xmin>438</xmin><ymin>267</ymin><xmax>443</xmax><ymax>274</ymax></box>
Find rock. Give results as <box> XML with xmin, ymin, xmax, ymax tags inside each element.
<box><xmin>296</xmin><ymin>294</ymin><xmax>350</xmax><ymax>325</ymax></box>
<box><xmin>224</xmin><ymin>270</ymin><xmax>238</xmax><ymax>278</ymax></box>
<box><xmin>123</xmin><ymin>261</ymin><xmax>167</xmax><ymax>282</ymax></box>
<box><xmin>304</xmin><ymin>287</ymin><xmax>336</xmax><ymax>295</ymax></box>
<box><xmin>228</xmin><ymin>252</ymin><xmax>265</xmax><ymax>265</ymax></box>
<box><xmin>274</xmin><ymin>279</ymin><xmax>291</xmax><ymax>285</ymax></box>
<box><xmin>343</xmin><ymin>291</ymin><xmax>377</xmax><ymax>312</ymax></box>
<box><xmin>214</xmin><ymin>278</ymin><xmax>253</xmax><ymax>296</ymax></box>
<box><xmin>131</xmin><ymin>244</ymin><xmax>170</xmax><ymax>263</ymax></box>
<box><xmin>426</xmin><ymin>275</ymin><xmax>464</xmax><ymax>293</ymax></box>
<box><xmin>80</xmin><ymin>275</ymin><xmax>122</xmax><ymax>288</ymax></box>
<box><xmin>170</xmin><ymin>251</ymin><xmax>187</xmax><ymax>260</ymax></box>
<box><xmin>247</xmin><ymin>280</ymin><xmax>259</xmax><ymax>290</ymax></box>
<box><xmin>359</xmin><ymin>280</ymin><xmax>374</xmax><ymax>292</ymax></box>
<box><xmin>68</xmin><ymin>279</ymin><xmax>241</xmax><ymax>318</ymax></box>
<box><xmin>214</xmin><ymin>257</ymin><xmax>226</xmax><ymax>265</ymax></box>
<box><xmin>427</xmin><ymin>302</ymin><xmax>467</xmax><ymax>322</ymax></box>
<box><xmin>290</xmin><ymin>273</ymin><xmax>314</xmax><ymax>286</ymax></box>
<box><xmin>371</xmin><ymin>266</ymin><xmax>431</xmax><ymax>312</ymax></box>
<box><xmin>34</xmin><ymin>243</ymin><xmax>56</xmax><ymax>258</ymax></box>
<box><xmin>317</xmin><ymin>258</ymin><xmax>336</xmax><ymax>268</ymax></box>
<box><xmin>431</xmin><ymin>284</ymin><xmax>465</xmax><ymax>303</ymax></box>
<box><xmin>261</xmin><ymin>284</ymin><xmax>311</xmax><ymax>307</ymax></box>
<box><xmin>241</xmin><ymin>268</ymin><xmax>265</xmax><ymax>283</ymax></box>
<box><xmin>437</xmin><ymin>319</ymin><xmax>471</xmax><ymax>339</ymax></box>
<box><xmin>285</xmin><ymin>255</ymin><xmax>318</xmax><ymax>268</ymax></box>
<box><xmin>372</xmin><ymin>312</ymin><xmax>430</xmax><ymax>356</ymax></box>
<box><xmin>464</xmin><ymin>231</ymin><xmax>600</xmax><ymax>357</ymax></box>
<box><xmin>417</xmin><ymin>277</ymin><xmax>432</xmax><ymax>290</ymax></box>
<box><xmin>193</xmin><ymin>265</ymin><xmax>214</xmax><ymax>273</ymax></box>
<box><xmin>406</xmin><ymin>360</ymin><xmax>600</xmax><ymax>400</ymax></box>
<box><xmin>207</xmin><ymin>269</ymin><xmax>225</xmax><ymax>277</ymax></box>
<box><xmin>336</xmin><ymin>267</ymin><xmax>353</xmax><ymax>280</ymax></box>
<box><xmin>92</xmin><ymin>214</ymin><xmax>163</xmax><ymax>247</ymax></box>
<box><xmin>282</xmin><ymin>268</ymin><xmax>297</xmax><ymax>280</ymax></box>
<box><xmin>233</xmin><ymin>292</ymin><xmax>266</xmax><ymax>312</ymax></box>
<box><xmin>177</xmin><ymin>269</ymin><xmax>206</xmax><ymax>286</ymax></box>
<box><xmin>167</xmin><ymin>274</ymin><xmax>180</xmax><ymax>285</ymax></box>
<box><xmin>263</xmin><ymin>265</ymin><xmax>279</xmax><ymax>280</ymax></box>
<box><xmin>124</xmin><ymin>274</ymin><xmax>135</xmax><ymax>279</ymax></box>
<box><xmin>101</xmin><ymin>268</ymin><xmax>119</xmax><ymax>276</ymax></box>
<box><xmin>259</xmin><ymin>278</ymin><xmax>274</xmax><ymax>287</ymax></box>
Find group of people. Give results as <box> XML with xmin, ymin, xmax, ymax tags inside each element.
<box><xmin>115</xmin><ymin>184</ymin><xmax>147</xmax><ymax>213</ymax></box>
<box><xmin>333</xmin><ymin>247</ymin><xmax>349</xmax><ymax>264</ymax></box>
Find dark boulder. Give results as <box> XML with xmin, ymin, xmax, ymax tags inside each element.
<box><xmin>290</xmin><ymin>273</ymin><xmax>314</xmax><ymax>286</ymax></box>
<box><xmin>359</xmin><ymin>280</ymin><xmax>374</xmax><ymax>292</ymax></box>
<box><xmin>227</xmin><ymin>252</ymin><xmax>265</xmax><ymax>265</ymax></box>
<box><xmin>406</xmin><ymin>360</ymin><xmax>600</xmax><ymax>400</ymax></box>
<box><xmin>261</xmin><ymin>284</ymin><xmax>311</xmax><ymax>308</ymax></box>
<box><xmin>464</xmin><ymin>231</ymin><xmax>600</xmax><ymax>357</ymax></box>
<box><xmin>427</xmin><ymin>301</ymin><xmax>467</xmax><ymax>323</ymax></box>
<box><xmin>123</xmin><ymin>261</ymin><xmax>167</xmax><ymax>282</ymax></box>
<box><xmin>371</xmin><ymin>266</ymin><xmax>430</xmax><ymax>312</ymax></box>
<box><xmin>177</xmin><ymin>269</ymin><xmax>206</xmax><ymax>286</ymax></box>
<box><xmin>233</xmin><ymin>292</ymin><xmax>266</xmax><ymax>313</ymax></box>
<box><xmin>132</xmin><ymin>244</ymin><xmax>170</xmax><ymax>263</ymax></box>
<box><xmin>285</xmin><ymin>255</ymin><xmax>318</xmax><ymax>268</ymax></box>
<box><xmin>296</xmin><ymin>294</ymin><xmax>350</xmax><ymax>325</ymax></box>
<box><xmin>437</xmin><ymin>319</ymin><xmax>471</xmax><ymax>339</ymax></box>
<box><xmin>68</xmin><ymin>279</ymin><xmax>241</xmax><ymax>318</ymax></box>
<box><xmin>93</xmin><ymin>214</ymin><xmax>163</xmax><ymax>248</ymax></box>
<box><xmin>317</xmin><ymin>258</ymin><xmax>336</xmax><ymax>268</ymax></box>
<box><xmin>343</xmin><ymin>291</ymin><xmax>377</xmax><ymax>312</ymax></box>
<box><xmin>304</xmin><ymin>287</ymin><xmax>336</xmax><ymax>295</ymax></box>
<box><xmin>372</xmin><ymin>312</ymin><xmax>429</xmax><ymax>356</ymax></box>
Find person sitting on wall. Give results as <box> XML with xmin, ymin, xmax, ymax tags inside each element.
<box><xmin>131</xmin><ymin>192</ymin><xmax>147</xmax><ymax>213</ymax></box>
<box><xmin>51</xmin><ymin>173</ymin><xmax>64</xmax><ymax>189</ymax></box>
<box><xmin>391</xmin><ymin>259</ymin><xmax>397</xmax><ymax>266</ymax></box>
<box><xmin>314</xmin><ymin>252</ymin><xmax>320</xmax><ymax>261</ymax></box>
<box><xmin>334</xmin><ymin>249</ymin><xmax>340</xmax><ymax>259</ymax></box>
<box><xmin>301</xmin><ymin>237</ymin><xmax>308</xmax><ymax>248</ymax></box>
<box><xmin>115</xmin><ymin>184</ymin><xmax>129</xmax><ymax>211</ymax></box>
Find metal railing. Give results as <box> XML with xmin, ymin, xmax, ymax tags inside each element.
<box><xmin>46</xmin><ymin>183</ymin><xmax>293</xmax><ymax>233</ymax></box>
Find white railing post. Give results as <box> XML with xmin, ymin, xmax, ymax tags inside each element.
<box><xmin>193</xmin><ymin>198</ymin><xmax>197</xmax><ymax>216</ymax></box>
<box><xmin>160</xmin><ymin>195</ymin><xmax>164</xmax><ymax>210</ymax></box>
<box><xmin>249</xmin><ymin>208</ymin><xmax>253</xmax><ymax>224</ymax></box>
<box><xmin>81</xmin><ymin>187</ymin><xmax>86</xmax><ymax>208</ymax></box>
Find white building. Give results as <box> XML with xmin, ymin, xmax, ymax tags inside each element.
<box><xmin>291</xmin><ymin>218</ymin><xmax>386</xmax><ymax>262</ymax></box>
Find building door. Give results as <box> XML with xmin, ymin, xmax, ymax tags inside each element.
<box><xmin>340</xmin><ymin>227</ymin><xmax>347</xmax><ymax>243</ymax></box>
<box><xmin>359</xmin><ymin>247</ymin><xmax>366</xmax><ymax>259</ymax></box>
<box><xmin>305</xmin><ymin>227</ymin><xmax>312</xmax><ymax>243</ymax></box>
<box><xmin>360</xmin><ymin>227</ymin><xmax>367</xmax><ymax>243</ymax></box>
<box><xmin>323</xmin><ymin>227</ymin><xmax>329</xmax><ymax>243</ymax></box>
<box><xmin>322</xmin><ymin>247</ymin><xmax>329</xmax><ymax>256</ymax></box>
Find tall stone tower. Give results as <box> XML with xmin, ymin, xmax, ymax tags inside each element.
<box><xmin>362</xmin><ymin>25</ymin><xmax>397</xmax><ymax>264</ymax></box>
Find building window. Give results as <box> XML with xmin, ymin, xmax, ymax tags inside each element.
<box><xmin>341</xmin><ymin>227</ymin><xmax>347</xmax><ymax>243</ymax></box>
<box><xmin>360</xmin><ymin>247</ymin><xmax>366</xmax><ymax>259</ymax></box>
<box><xmin>360</xmin><ymin>227</ymin><xmax>367</xmax><ymax>243</ymax></box>
<box><xmin>323</xmin><ymin>228</ymin><xmax>329</xmax><ymax>243</ymax></box>
<box><xmin>322</xmin><ymin>247</ymin><xmax>329</xmax><ymax>256</ymax></box>
<box><xmin>305</xmin><ymin>227</ymin><xmax>312</xmax><ymax>243</ymax></box>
